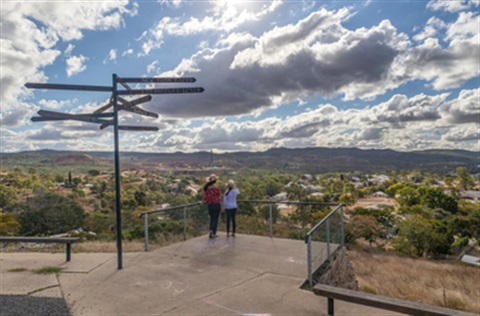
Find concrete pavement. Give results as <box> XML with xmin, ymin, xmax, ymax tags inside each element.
<box><xmin>1</xmin><ymin>234</ymin><xmax>403</xmax><ymax>315</ymax></box>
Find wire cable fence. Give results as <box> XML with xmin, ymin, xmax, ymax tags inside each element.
<box><xmin>138</xmin><ymin>200</ymin><xmax>339</xmax><ymax>250</ymax></box>
<box><xmin>305</xmin><ymin>204</ymin><xmax>344</xmax><ymax>287</ymax></box>
<box><xmin>139</xmin><ymin>200</ymin><xmax>344</xmax><ymax>284</ymax></box>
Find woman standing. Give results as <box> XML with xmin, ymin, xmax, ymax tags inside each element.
<box><xmin>203</xmin><ymin>174</ymin><xmax>222</xmax><ymax>238</ymax></box>
<box><xmin>224</xmin><ymin>179</ymin><xmax>240</xmax><ymax>237</ymax></box>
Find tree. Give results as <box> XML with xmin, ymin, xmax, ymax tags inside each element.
<box><xmin>419</xmin><ymin>187</ymin><xmax>458</xmax><ymax>214</ymax></box>
<box><xmin>54</xmin><ymin>173</ymin><xmax>65</xmax><ymax>183</ymax></box>
<box><xmin>394</xmin><ymin>215</ymin><xmax>432</xmax><ymax>257</ymax></box>
<box><xmin>450</xmin><ymin>200</ymin><xmax>480</xmax><ymax>240</ymax></box>
<box><xmin>72</xmin><ymin>185</ymin><xmax>86</xmax><ymax>198</ymax></box>
<box><xmin>0</xmin><ymin>213</ymin><xmax>20</xmax><ymax>236</ymax></box>
<box><xmin>396</xmin><ymin>187</ymin><xmax>420</xmax><ymax>207</ymax></box>
<box><xmin>259</xmin><ymin>204</ymin><xmax>280</xmax><ymax>223</ymax></box>
<box><xmin>346</xmin><ymin>215</ymin><xmax>383</xmax><ymax>246</ymax></box>
<box><xmin>338</xmin><ymin>193</ymin><xmax>355</xmax><ymax>206</ymax></box>
<box><xmin>134</xmin><ymin>190</ymin><xmax>150</xmax><ymax>206</ymax></box>
<box><xmin>88</xmin><ymin>169</ymin><xmax>100</xmax><ymax>177</ymax></box>
<box><xmin>0</xmin><ymin>185</ymin><xmax>17</xmax><ymax>209</ymax></box>
<box><xmin>456</xmin><ymin>167</ymin><xmax>474</xmax><ymax>190</ymax></box>
<box><xmin>14</xmin><ymin>191</ymin><xmax>84</xmax><ymax>236</ymax></box>
<box><xmin>263</xmin><ymin>180</ymin><xmax>282</xmax><ymax>197</ymax></box>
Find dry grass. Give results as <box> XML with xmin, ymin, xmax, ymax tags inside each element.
<box><xmin>73</xmin><ymin>240</ymin><xmax>148</xmax><ymax>252</ymax></box>
<box><xmin>348</xmin><ymin>247</ymin><xmax>480</xmax><ymax>313</ymax></box>
<box><xmin>0</xmin><ymin>235</ymin><xmax>198</xmax><ymax>254</ymax></box>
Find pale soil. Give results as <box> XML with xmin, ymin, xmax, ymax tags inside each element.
<box><xmin>347</xmin><ymin>197</ymin><xmax>396</xmax><ymax>212</ymax></box>
<box><xmin>348</xmin><ymin>247</ymin><xmax>480</xmax><ymax>313</ymax></box>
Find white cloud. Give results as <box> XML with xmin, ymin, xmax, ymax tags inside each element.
<box><xmin>403</xmin><ymin>12</ymin><xmax>479</xmax><ymax>90</ymax></box>
<box><xmin>38</xmin><ymin>99</ymin><xmax>76</xmax><ymax>110</ymax></box>
<box><xmin>124</xmin><ymin>88</ymin><xmax>476</xmax><ymax>153</ymax></box>
<box><xmin>122</xmin><ymin>49</ymin><xmax>134</xmax><ymax>56</ymax></box>
<box><xmin>64</xmin><ymin>44</ymin><xmax>75</xmax><ymax>56</ymax></box>
<box><xmin>445</xmin><ymin>11</ymin><xmax>479</xmax><ymax>41</ymax></box>
<box><xmin>438</xmin><ymin>88</ymin><xmax>480</xmax><ymax>124</ymax></box>
<box><xmin>413</xmin><ymin>17</ymin><xmax>447</xmax><ymax>42</ymax></box>
<box><xmin>137</xmin><ymin>0</ymin><xmax>282</xmax><ymax>56</ymax></box>
<box><xmin>158</xmin><ymin>0</ymin><xmax>183</xmax><ymax>8</ymax></box>
<box><xmin>109</xmin><ymin>49</ymin><xmax>117</xmax><ymax>61</ymax></box>
<box><xmin>66</xmin><ymin>55</ymin><xmax>88</xmax><ymax>77</ymax></box>
<box><xmin>427</xmin><ymin>0</ymin><xmax>480</xmax><ymax>12</ymax></box>
<box><xmin>146</xmin><ymin>8</ymin><xmax>410</xmax><ymax>118</ymax></box>
<box><xmin>143</xmin><ymin>6</ymin><xmax>478</xmax><ymax>120</ymax></box>
<box><xmin>0</xmin><ymin>1</ymin><xmax>137</xmax><ymax>127</ymax></box>
<box><xmin>147</xmin><ymin>60</ymin><xmax>159</xmax><ymax>73</ymax></box>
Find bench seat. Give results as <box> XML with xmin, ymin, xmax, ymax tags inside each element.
<box><xmin>0</xmin><ymin>236</ymin><xmax>80</xmax><ymax>262</ymax></box>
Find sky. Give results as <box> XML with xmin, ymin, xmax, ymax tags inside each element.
<box><xmin>1</xmin><ymin>0</ymin><xmax>479</xmax><ymax>154</ymax></box>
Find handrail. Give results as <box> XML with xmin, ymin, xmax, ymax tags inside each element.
<box><xmin>139</xmin><ymin>200</ymin><xmax>338</xmax><ymax>218</ymax></box>
<box><xmin>306</xmin><ymin>203</ymin><xmax>343</xmax><ymax>239</ymax></box>
<box><xmin>313</xmin><ymin>284</ymin><xmax>477</xmax><ymax>316</ymax></box>
<box><xmin>238</xmin><ymin>200</ymin><xmax>339</xmax><ymax>206</ymax></box>
<box><xmin>305</xmin><ymin>204</ymin><xmax>344</xmax><ymax>287</ymax></box>
<box><xmin>138</xmin><ymin>202</ymin><xmax>202</xmax><ymax>218</ymax></box>
<box><xmin>139</xmin><ymin>200</ymin><xmax>339</xmax><ymax>252</ymax></box>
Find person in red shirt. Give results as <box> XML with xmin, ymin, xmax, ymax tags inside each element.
<box><xmin>202</xmin><ymin>174</ymin><xmax>222</xmax><ymax>238</ymax></box>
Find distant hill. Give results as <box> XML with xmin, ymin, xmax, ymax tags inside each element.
<box><xmin>0</xmin><ymin>147</ymin><xmax>478</xmax><ymax>174</ymax></box>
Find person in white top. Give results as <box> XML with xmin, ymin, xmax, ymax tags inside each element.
<box><xmin>224</xmin><ymin>179</ymin><xmax>240</xmax><ymax>237</ymax></box>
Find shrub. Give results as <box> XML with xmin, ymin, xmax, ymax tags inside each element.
<box><xmin>14</xmin><ymin>191</ymin><xmax>84</xmax><ymax>236</ymax></box>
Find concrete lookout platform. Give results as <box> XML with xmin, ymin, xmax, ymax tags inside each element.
<box><xmin>1</xmin><ymin>234</ymin><xmax>402</xmax><ymax>315</ymax></box>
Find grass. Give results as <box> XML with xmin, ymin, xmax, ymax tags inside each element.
<box><xmin>33</xmin><ymin>266</ymin><xmax>64</xmax><ymax>274</ymax></box>
<box><xmin>8</xmin><ymin>267</ymin><xmax>28</xmax><ymax>272</ymax></box>
<box><xmin>348</xmin><ymin>247</ymin><xmax>480</xmax><ymax>314</ymax></box>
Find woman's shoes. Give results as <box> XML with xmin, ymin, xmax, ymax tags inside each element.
<box><xmin>231</xmin><ymin>233</ymin><xmax>235</xmax><ymax>237</ymax></box>
<box><xmin>209</xmin><ymin>231</ymin><xmax>213</xmax><ymax>238</ymax></box>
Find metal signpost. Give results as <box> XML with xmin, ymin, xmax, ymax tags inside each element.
<box><xmin>26</xmin><ymin>74</ymin><xmax>204</xmax><ymax>269</ymax></box>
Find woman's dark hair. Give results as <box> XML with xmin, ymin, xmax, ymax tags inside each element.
<box><xmin>203</xmin><ymin>179</ymin><xmax>216</xmax><ymax>192</ymax></box>
<box><xmin>225</xmin><ymin>188</ymin><xmax>232</xmax><ymax>196</ymax></box>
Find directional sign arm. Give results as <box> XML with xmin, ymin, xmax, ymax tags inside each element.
<box><xmin>116</xmin><ymin>77</ymin><xmax>196</xmax><ymax>83</ymax></box>
<box><xmin>119</xmin><ymin>81</ymin><xmax>132</xmax><ymax>91</ymax></box>
<box><xmin>119</xmin><ymin>126</ymin><xmax>159</xmax><ymax>131</ymax></box>
<box><xmin>25</xmin><ymin>83</ymin><xmax>112</xmax><ymax>92</ymax></box>
<box><xmin>117</xmin><ymin>87</ymin><xmax>204</xmax><ymax>95</ymax></box>
<box><xmin>36</xmin><ymin>110</ymin><xmax>113</xmax><ymax>124</ymax></box>
<box><xmin>99</xmin><ymin>124</ymin><xmax>158</xmax><ymax>131</ymax></box>
<box><xmin>117</xmin><ymin>95</ymin><xmax>152</xmax><ymax>107</ymax></box>
<box><xmin>116</xmin><ymin>95</ymin><xmax>157</xmax><ymax>118</ymax></box>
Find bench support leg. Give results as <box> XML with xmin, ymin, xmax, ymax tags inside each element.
<box><xmin>328</xmin><ymin>298</ymin><xmax>334</xmax><ymax>316</ymax></box>
<box><xmin>66</xmin><ymin>243</ymin><xmax>71</xmax><ymax>262</ymax></box>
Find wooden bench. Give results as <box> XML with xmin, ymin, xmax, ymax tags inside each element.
<box><xmin>0</xmin><ymin>236</ymin><xmax>80</xmax><ymax>262</ymax></box>
<box><xmin>313</xmin><ymin>284</ymin><xmax>477</xmax><ymax>316</ymax></box>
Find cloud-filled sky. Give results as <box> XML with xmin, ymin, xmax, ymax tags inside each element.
<box><xmin>1</xmin><ymin>0</ymin><xmax>479</xmax><ymax>153</ymax></box>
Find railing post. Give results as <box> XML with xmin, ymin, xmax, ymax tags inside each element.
<box><xmin>326</xmin><ymin>218</ymin><xmax>331</xmax><ymax>258</ymax></box>
<box><xmin>144</xmin><ymin>214</ymin><xmax>149</xmax><ymax>252</ymax></box>
<box><xmin>307</xmin><ymin>234</ymin><xmax>313</xmax><ymax>287</ymax></box>
<box><xmin>340</xmin><ymin>205</ymin><xmax>344</xmax><ymax>248</ymax></box>
<box><xmin>66</xmin><ymin>243</ymin><xmax>71</xmax><ymax>262</ymax></box>
<box><xmin>269</xmin><ymin>203</ymin><xmax>273</xmax><ymax>238</ymax></box>
<box><xmin>183</xmin><ymin>206</ymin><xmax>187</xmax><ymax>241</ymax></box>
<box><xmin>328</xmin><ymin>297</ymin><xmax>334</xmax><ymax>316</ymax></box>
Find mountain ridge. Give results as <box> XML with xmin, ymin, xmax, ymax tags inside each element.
<box><xmin>1</xmin><ymin>147</ymin><xmax>478</xmax><ymax>174</ymax></box>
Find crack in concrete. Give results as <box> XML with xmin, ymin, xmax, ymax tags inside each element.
<box><xmin>26</xmin><ymin>284</ymin><xmax>59</xmax><ymax>296</ymax></box>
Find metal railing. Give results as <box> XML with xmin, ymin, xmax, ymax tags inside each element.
<box><xmin>305</xmin><ymin>204</ymin><xmax>344</xmax><ymax>287</ymax></box>
<box><xmin>139</xmin><ymin>200</ymin><xmax>340</xmax><ymax>252</ymax></box>
<box><xmin>139</xmin><ymin>202</ymin><xmax>201</xmax><ymax>251</ymax></box>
